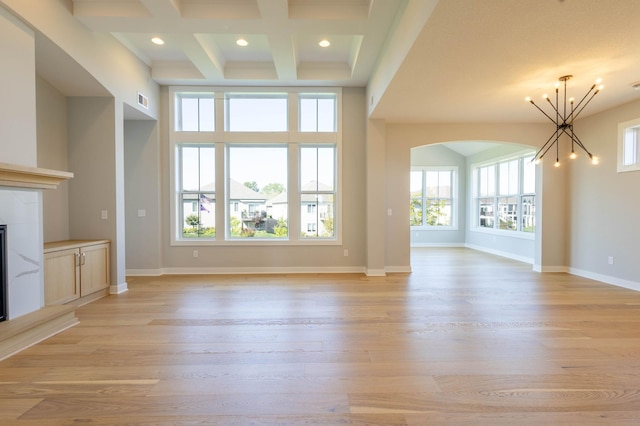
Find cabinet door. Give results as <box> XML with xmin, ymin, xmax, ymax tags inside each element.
<box><xmin>44</xmin><ymin>248</ymin><xmax>80</xmax><ymax>305</ymax></box>
<box><xmin>80</xmin><ymin>243</ymin><xmax>110</xmax><ymax>296</ymax></box>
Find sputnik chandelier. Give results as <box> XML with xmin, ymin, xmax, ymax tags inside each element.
<box><xmin>526</xmin><ymin>75</ymin><xmax>603</xmax><ymax>167</ymax></box>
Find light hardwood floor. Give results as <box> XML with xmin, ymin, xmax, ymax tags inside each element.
<box><xmin>2</xmin><ymin>248</ymin><xmax>640</xmax><ymax>424</ymax></box>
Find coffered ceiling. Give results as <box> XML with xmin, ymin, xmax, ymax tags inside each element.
<box><xmin>29</xmin><ymin>0</ymin><xmax>640</xmax><ymax>125</ymax></box>
<box><xmin>71</xmin><ymin>0</ymin><xmax>403</xmax><ymax>87</ymax></box>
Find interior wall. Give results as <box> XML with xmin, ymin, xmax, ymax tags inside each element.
<box><xmin>124</xmin><ymin>120</ymin><xmax>161</xmax><ymax>273</ymax></box>
<box><xmin>566</xmin><ymin>98</ymin><xmax>640</xmax><ymax>287</ymax></box>
<box><xmin>0</xmin><ymin>6</ymin><xmax>37</xmax><ymax>167</ymax></box>
<box><xmin>0</xmin><ymin>0</ymin><xmax>159</xmax><ymax>121</ymax></box>
<box><xmin>410</xmin><ymin>144</ymin><xmax>467</xmax><ymax>246</ymax></box>
<box><xmin>67</xmin><ymin>97</ymin><xmax>118</xmax><ymax>284</ymax></box>
<box><xmin>0</xmin><ymin>7</ymin><xmax>43</xmax><ymax>319</ymax></box>
<box><xmin>36</xmin><ymin>75</ymin><xmax>69</xmax><ymax>243</ymax></box>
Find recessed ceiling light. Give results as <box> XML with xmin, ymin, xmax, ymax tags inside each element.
<box><xmin>319</xmin><ymin>39</ymin><xmax>330</xmax><ymax>48</ymax></box>
<box><xmin>236</xmin><ymin>38</ymin><xmax>248</xmax><ymax>47</ymax></box>
<box><xmin>151</xmin><ymin>37</ymin><xmax>164</xmax><ymax>45</ymax></box>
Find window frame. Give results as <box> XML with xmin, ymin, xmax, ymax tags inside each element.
<box><xmin>410</xmin><ymin>166</ymin><xmax>458</xmax><ymax>231</ymax></box>
<box><xmin>168</xmin><ymin>86</ymin><xmax>342</xmax><ymax>247</ymax></box>
<box><xmin>471</xmin><ymin>151</ymin><xmax>536</xmax><ymax>239</ymax></box>
<box><xmin>618</xmin><ymin>117</ymin><xmax>640</xmax><ymax>173</ymax></box>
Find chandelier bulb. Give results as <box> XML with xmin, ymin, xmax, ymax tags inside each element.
<box><xmin>595</xmin><ymin>78</ymin><xmax>602</xmax><ymax>84</ymax></box>
<box><xmin>591</xmin><ymin>156</ymin><xmax>599</xmax><ymax>165</ymax></box>
<box><xmin>542</xmin><ymin>94</ymin><xmax>549</xmax><ymax>99</ymax></box>
<box><xmin>554</xmin><ymin>160</ymin><xmax>561</xmax><ymax>168</ymax></box>
<box><xmin>569</xmin><ymin>151</ymin><xmax>577</xmax><ymax>159</ymax></box>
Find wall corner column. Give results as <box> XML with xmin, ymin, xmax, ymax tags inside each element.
<box><xmin>366</xmin><ymin>119</ymin><xmax>387</xmax><ymax>276</ymax></box>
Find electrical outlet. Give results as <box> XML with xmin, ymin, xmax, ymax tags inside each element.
<box><xmin>608</xmin><ymin>256</ymin><xmax>614</xmax><ymax>265</ymax></box>
<box><xmin>344</xmin><ymin>249</ymin><xmax>349</xmax><ymax>257</ymax></box>
<box><xmin>193</xmin><ymin>250</ymin><xmax>199</xmax><ymax>258</ymax></box>
<box><xmin>101</xmin><ymin>210</ymin><xmax>108</xmax><ymax>220</ymax></box>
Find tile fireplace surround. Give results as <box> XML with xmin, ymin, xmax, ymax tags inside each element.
<box><xmin>0</xmin><ymin>162</ymin><xmax>72</xmax><ymax>320</ymax></box>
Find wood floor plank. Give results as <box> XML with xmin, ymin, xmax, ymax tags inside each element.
<box><xmin>2</xmin><ymin>248</ymin><xmax>640</xmax><ymax>423</ymax></box>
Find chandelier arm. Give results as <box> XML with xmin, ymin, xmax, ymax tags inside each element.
<box><xmin>529</xmin><ymin>100</ymin><xmax>560</xmax><ymax>125</ymax></box>
<box><xmin>545</xmin><ymin>97</ymin><xmax>560</xmax><ymax>116</ymax></box>
<box><xmin>535</xmin><ymin>131</ymin><xmax>560</xmax><ymax>160</ymax></box>
<box><xmin>569</xmin><ymin>133</ymin><xmax>593</xmax><ymax>156</ymax></box>
<box><xmin>571</xmin><ymin>90</ymin><xmax>600</xmax><ymax>121</ymax></box>
<box><xmin>571</xmin><ymin>84</ymin><xmax>596</xmax><ymax>112</ymax></box>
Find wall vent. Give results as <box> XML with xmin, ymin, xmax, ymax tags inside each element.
<box><xmin>137</xmin><ymin>92</ymin><xmax>149</xmax><ymax>109</ymax></box>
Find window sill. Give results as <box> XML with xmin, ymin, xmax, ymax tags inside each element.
<box><xmin>471</xmin><ymin>227</ymin><xmax>535</xmax><ymax>240</ymax></box>
<box><xmin>171</xmin><ymin>238</ymin><xmax>341</xmax><ymax>247</ymax></box>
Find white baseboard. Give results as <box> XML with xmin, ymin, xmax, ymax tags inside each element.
<box><xmin>569</xmin><ymin>267</ymin><xmax>640</xmax><ymax>292</ymax></box>
<box><xmin>465</xmin><ymin>243</ymin><xmax>534</xmax><ymax>265</ymax></box>
<box><xmin>109</xmin><ymin>282</ymin><xmax>129</xmax><ymax>294</ymax></box>
<box><xmin>126</xmin><ymin>269</ymin><xmax>163</xmax><ymax>276</ymax></box>
<box><xmin>365</xmin><ymin>268</ymin><xmax>386</xmax><ymax>277</ymax></box>
<box><xmin>158</xmin><ymin>266</ymin><xmax>366</xmax><ymax>275</ymax></box>
<box><xmin>385</xmin><ymin>266</ymin><xmax>412</xmax><ymax>273</ymax></box>
<box><xmin>411</xmin><ymin>243</ymin><xmax>465</xmax><ymax>248</ymax></box>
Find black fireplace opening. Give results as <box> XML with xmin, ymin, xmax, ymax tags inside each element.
<box><xmin>0</xmin><ymin>225</ymin><xmax>6</xmax><ymax>322</ymax></box>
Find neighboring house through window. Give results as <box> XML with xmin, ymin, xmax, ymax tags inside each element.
<box><xmin>473</xmin><ymin>152</ymin><xmax>536</xmax><ymax>234</ymax></box>
<box><xmin>410</xmin><ymin>168</ymin><xmax>457</xmax><ymax>229</ymax></box>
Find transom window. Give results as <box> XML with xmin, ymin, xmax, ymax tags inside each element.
<box><xmin>473</xmin><ymin>153</ymin><xmax>536</xmax><ymax>234</ymax></box>
<box><xmin>299</xmin><ymin>94</ymin><xmax>337</xmax><ymax>132</ymax></box>
<box><xmin>618</xmin><ymin>118</ymin><xmax>640</xmax><ymax>173</ymax></box>
<box><xmin>410</xmin><ymin>168</ymin><xmax>457</xmax><ymax>229</ymax></box>
<box><xmin>225</xmin><ymin>93</ymin><xmax>288</xmax><ymax>132</ymax></box>
<box><xmin>169</xmin><ymin>87</ymin><xmax>341</xmax><ymax>246</ymax></box>
<box><xmin>175</xmin><ymin>93</ymin><xmax>215</xmax><ymax>132</ymax></box>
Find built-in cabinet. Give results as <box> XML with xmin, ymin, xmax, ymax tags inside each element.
<box><xmin>44</xmin><ymin>240</ymin><xmax>110</xmax><ymax>306</ymax></box>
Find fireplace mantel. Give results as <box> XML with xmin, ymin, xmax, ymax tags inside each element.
<box><xmin>0</xmin><ymin>162</ymin><xmax>73</xmax><ymax>190</ymax></box>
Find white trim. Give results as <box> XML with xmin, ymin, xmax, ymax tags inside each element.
<box><xmin>471</xmin><ymin>227</ymin><xmax>535</xmax><ymax>240</ymax></box>
<box><xmin>538</xmin><ymin>265</ymin><xmax>568</xmax><ymax>273</ymax></box>
<box><xmin>109</xmin><ymin>282</ymin><xmax>129</xmax><ymax>294</ymax></box>
<box><xmin>384</xmin><ymin>266</ymin><xmax>412</xmax><ymax>273</ymax></box>
<box><xmin>568</xmin><ymin>267</ymin><xmax>640</xmax><ymax>292</ymax></box>
<box><xmin>365</xmin><ymin>268</ymin><xmax>387</xmax><ymax>276</ymax></box>
<box><xmin>465</xmin><ymin>243</ymin><xmax>534</xmax><ymax>265</ymax></box>
<box><xmin>160</xmin><ymin>266</ymin><xmax>366</xmax><ymax>275</ymax></box>
<box><xmin>126</xmin><ymin>269</ymin><xmax>163</xmax><ymax>276</ymax></box>
<box><xmin>411</xmin><ymin>243</ymin><xmax>464</xmax><ymax>248</ymax></box>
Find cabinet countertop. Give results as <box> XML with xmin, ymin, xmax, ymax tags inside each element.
<box><xmin>44</xmin><ymin>240</ymin><xmax>110</xmax><ymax>253</ymax></box>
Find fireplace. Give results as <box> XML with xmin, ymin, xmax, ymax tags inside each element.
<box><xmin>0</xmin><ymin>225</ymin><xmax>6</xmax><ymax>322</ymax></box>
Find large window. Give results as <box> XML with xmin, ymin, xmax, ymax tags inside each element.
<box><xmin>410</xmin><ymin>168</ymin><xmax>457</xmax><ymax>228</ymax></box>
<box><xmin>179</xmin><ymin>145</ymin><xmax>215</xmax><ymax>238</ymax></box>
<box><xmin>170</xmin><ymin>87</ymin><xmax>341</xmax><ymax>245</ymax></box>
<box><xmin>474</xmin><ymin>153</ymin><xmax>535</xmax><ymax>234</ymax></box>
<box><xmin>618</xmin><ymin>118</ymin><xmax>640</xmax><ymax>173</ymax></box>
<box><xmin>228</xmin><ymin>146</ymin><xmax>288</xmax><ymax>239</ymax></box>
<box><xmin>300</xmin><ymin>146</ymin><xmax>336</xmax><ymax>238</ymax></box>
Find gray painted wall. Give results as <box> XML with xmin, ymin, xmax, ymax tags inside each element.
<box><xmin>37</xmin><ymin>76</ymin><xmax>70</xmax><ymax>243</ymax></box>
<box><xmin>124</xmin><ymin>120</ymin><xmax>162</xmax><ymax>272</ymax></box>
